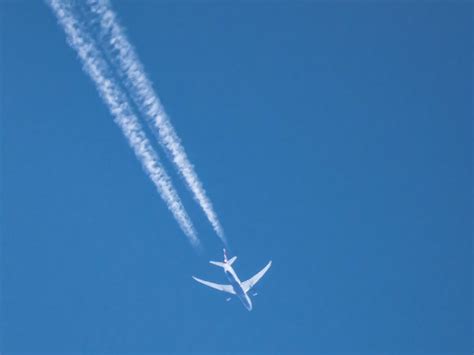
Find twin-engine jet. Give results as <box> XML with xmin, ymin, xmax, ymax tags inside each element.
<box><xmin>192</xmin><ymin>249</ymin><xmax>272</xmax><ymax>311</ymax></box>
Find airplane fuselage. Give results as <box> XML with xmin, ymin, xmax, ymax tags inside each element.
<box><xmin>224</xmin><ymin>265</ymin><xmax>252</xmax><ymax>311</ymax></box>
<box><xmin>192</xmin><ymin>249</ymin><xmax>271</xmax><ymax>311</ymax></box>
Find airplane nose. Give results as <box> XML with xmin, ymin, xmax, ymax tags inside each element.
<box><xmin>246</xmin><ymin>300</ymin><xmax>253</xmax><ymax>311</ymax></box>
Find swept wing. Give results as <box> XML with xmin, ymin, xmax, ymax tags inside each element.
<box><xmin>242</xmin><ymin>261</ymin><xmax>272</xmax><ymax>293</ymax></box>
<box><xmin>192</xmin><ymin>276</ymin><xmax>236</xmax><ymax>294</ymax></box>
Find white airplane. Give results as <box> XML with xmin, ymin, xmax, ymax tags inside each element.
<box><xmin>192</xmin><ymin>249</ymin><xmax>272</xmax><ymax>311</ymax></box>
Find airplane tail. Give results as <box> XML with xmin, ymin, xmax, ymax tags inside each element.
<box><xmin>210</xmin><ymin>249</ymin><xmax>237</xmax><ymax>268</ymax></box>
<box><xmin>210</xmin><ymin>261</ymin><xmax>226</xmax><ymax>267</ymax></box>
<box><xmin>210</xmin><ymin>256</ymin><xmax>237</xmax><ymax>268</ymax></box>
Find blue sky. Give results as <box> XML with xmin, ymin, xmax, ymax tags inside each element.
<box><xmin>1</xmin><ymin>1</ymin><xmax>472</xmax><ymax>354</ymax></box>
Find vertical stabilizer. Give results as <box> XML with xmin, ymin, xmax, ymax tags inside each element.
<box><xmin>223</xmin><ymin>248</ymin><xmax>237</xmax><ymax>265</ymax></box>
<box><xmin>210</xmin><ymin>249</ymin><xmax>237</xmax><ymax>267</ymax></box>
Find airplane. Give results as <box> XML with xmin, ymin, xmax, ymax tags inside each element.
<box><xmin>192</xmin><ymin>249</ymin><xmax>272</xmax><ymax>311</ymax></box>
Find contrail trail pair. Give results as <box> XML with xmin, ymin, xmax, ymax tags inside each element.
<box><xmin>84</xmin><ymin>0</ymin><xmax>227</xmax><ymax>246</ymax></box>
<box><xmin>47</xmin><ymin>0</ymin><xmax>202</xmax><ymax>248</ymax></box>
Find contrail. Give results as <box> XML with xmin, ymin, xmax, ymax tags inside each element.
<box><xmin>47</xmin><ymin>0</ymin><xmax>200</xmax><ymax>249</ymax></box>
<box><xmin>84</xmin><ymin>0</ymin><xmax>227</xmax><ymax>245</ymax></box>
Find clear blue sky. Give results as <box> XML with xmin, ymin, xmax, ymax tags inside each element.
<box><xmin>1</xmin><ymin>1</ymin><xmax>471</xmax><ymax>354</ymax></box>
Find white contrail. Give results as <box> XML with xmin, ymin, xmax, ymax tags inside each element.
<box><xmin>47</xmin><ymin>0</ymin><xmax>200</xmax><ymax>248</ymax></box>
<box><xmin>84</xmin><ymin>0</ymin><xmax>227</xmax><ymax>245</ymax></box>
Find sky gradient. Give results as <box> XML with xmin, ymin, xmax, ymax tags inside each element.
<box><xmin>1</xmin><ymin>1</ymin><xmax>472</xmax><ymax>354</ymax></box>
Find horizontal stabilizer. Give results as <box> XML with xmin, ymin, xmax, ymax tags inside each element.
<box><xmin>209</xmin><ymin>261</ymin><xmax>226</xmax><ymax>268</ymax></box>
<box><xmin>210</xmin><ymin>256</ymin><xmax>237</xmax><ymax>268</ymax></box>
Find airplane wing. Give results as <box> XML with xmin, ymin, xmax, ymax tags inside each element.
<box><xmin>242</xmin><ymin>261</ymin><xmax>272</xmax><ymax>293</ymax></box>
<box><xmin>192</xmin><ymin>276</ymin><xmax>236</xmax><ymax>294</ymax></box>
